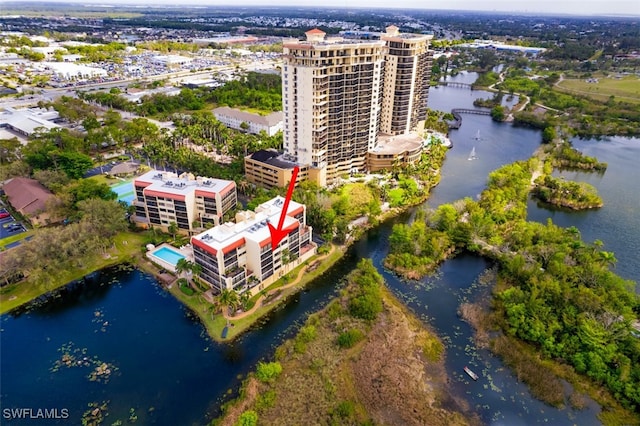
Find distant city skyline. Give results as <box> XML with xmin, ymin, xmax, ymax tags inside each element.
<box><xmin>12</xmin><ymin>0</ymin><xmax>640</xmax><ymax>17</ymax></box>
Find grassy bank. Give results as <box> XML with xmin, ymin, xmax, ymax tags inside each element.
<box><xmin>215</xmin><ymin>259</ymin><xmax>474</xmax><ymax>426</ymax></box>
<box><xmin>0</xmin><ymin>232</ymin><xmax>147</xmax><ymax>314</ymax></box>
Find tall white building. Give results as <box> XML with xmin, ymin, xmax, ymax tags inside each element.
<box><xmin>275</xmin><ymin>26</ymin><xmax>433</xmax><ymax>186</ymax></box>
<box><xmin>282</xmin><ymin>29</ymin><xmax>387</xmax><ymax>185</ymax></box>
<box><xmin>380</xmin><ymin>25</ymin><xmax>433</xmax><ymax>135</ymax></box>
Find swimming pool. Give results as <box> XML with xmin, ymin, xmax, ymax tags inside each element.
<box><xmin>150</xmin><ymin>246</ymin><xmax>185</xmax><ymax>267</ymax></box>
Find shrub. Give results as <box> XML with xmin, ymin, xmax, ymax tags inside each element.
<box><xmin>337</xmin><ymin>329</ymin><xmax>365</xmax><ymax>349</ymax></box>
<box><xmin>235</xmin><ymin>410</ymin><xmax>258</xmax><ymax>426</ymax></box>
<box><xmin>326</xmin><ymin>300</ymin><xmax>343</xmax><ymax>321</ymax></box>
<box><xmin>255</xmin><ymin>361</ymin><xmax>282</xmax><ymax>383</ymax></box>
<box><xmin>333</xmin><ymin>401</ymin><xmax>355</xmax><ymax>419</ymax></box>
<box><xmin>297</xmin><ymin>324</ymin><xmax>317</xmax><ymax>343</ymax></box>
<box><xmin>293</xmin><ymin>340</ymin><xmax>307</xmax><ymax>354</ymax></box>
<box><xmin>177</xmin><ymin>278</ymin><xmax>194</xmax><ymax>296</ymax></box>
<box><xmin>255</xmin><ymin>390</ymin><xmax>276</xmax><ymax>412</ymax></box>
<box><xmin>349</xmin><ymin>292</ymin><xmax>382</xmax><ymax>321</ymax></box>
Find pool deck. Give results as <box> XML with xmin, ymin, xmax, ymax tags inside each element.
<box><xmin>146</xmin><ymin>243</ymin><xmax>194</xmax><ymax>273</ymax></box>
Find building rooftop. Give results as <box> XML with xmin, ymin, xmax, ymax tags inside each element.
<box><xmin>285</xmin><ymin>37</ymin><xmax>386</xmax><ymax>48</ymax></box>
<box><xmin>213</xmin><ymin>106</ymin><xmax>283</xmax><ymax>127</ymax></box>
<box><xmin>134</xmin><ymin>170</ymin><xmax>234</xmax><ymax>198</ymax></box>
<box><xmin>192</xmin><ymin>196</ymin><xmax>303</xmax><ymax>253</ymax></box>
<box><xmin>370</xmin><ymin>132</ymin><xmax>423</xmax><ymax>155</ymax></box>
<box><xmin>249</xmin><ymin>149</ymin><xmax>298</xmax><ymax>170</ymax></box>
<box><xmin>152</xmin><ymin>55</ymin><xmax>193</xmax><ymax>63</ymax></box>
<box><xmin>0</xmin><ymin>107</ymin><xmax>61</xmax><ymax>135</ymax></box>
<box><xmin>3</xmin><ymin>177</ymin><xmax>53</xmax><ymax>216</ymax></box>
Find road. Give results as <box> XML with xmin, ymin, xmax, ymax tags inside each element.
<box><xmin>2</xmin><ymin>59</ymin><xmax>280</xmax><ymax>109</ymax></box>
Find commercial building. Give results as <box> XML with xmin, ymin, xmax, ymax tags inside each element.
<box><xmin>42</xmin><ymin>62</ymin><xmax>108</xmax><ymax>81</ymax></box>
<box><xmin>191</xmin><ymin>196</ymin><xmax>315</xmax><ymax>295</ymax></box>
<box><xmin>151</xmin><ymin>55</ymin><xmax>193</xmax><ymax>67</ymax></box>
<box><xmin>0</xmin><ymin>107</ymin><xmax>61</xmax><ymax>138</ymax></box>
<box><xmin>132</xmin><ymin>170</ymin><xmax>237</xmax><ymax>234</ymax></box>
<box><xmin>246</xmin><ymin>26</ymin><xmax>433</xmax><ymax>187</ymax></box>
<box><xmin>213</xmin><ymin>106</ymin><xmax>283</xmax><ymax>136</ymax></box>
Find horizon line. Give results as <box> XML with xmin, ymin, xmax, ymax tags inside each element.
<box><xmin>2</xmin><ymin>1</ymin><xmax>640</xmax><ymax>19</ymax></box>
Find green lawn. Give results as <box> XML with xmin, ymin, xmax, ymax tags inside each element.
<box><xmin>88</xmin><ymin>173</ymin><xmax>120</xmax><ymax>186</ymax></box>
<box><xmin>556</xmin><ymin>75</ymin><xmax>640</xmax><ymax>104</ymax></box>
<box><xmin>0</xmin><ymin>232</ymin><xmax>148</xmax><ymax>314</ymax></box>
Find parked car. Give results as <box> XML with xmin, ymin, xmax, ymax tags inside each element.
<box><xmin>0</xmin><ymin>212</ymin><xmax>10</xmax><ymax>219</ymax></box>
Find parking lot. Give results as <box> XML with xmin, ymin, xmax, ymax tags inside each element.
<box><xmin>0</xmin><ymin>208</ymin><xmax>27</xmax><ymax>240</ymax></box>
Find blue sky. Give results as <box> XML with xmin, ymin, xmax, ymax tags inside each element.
<box><xmin>15</xmin><ymin>0</ymin><xmax>640</xmax><ymax>16</ymax></box>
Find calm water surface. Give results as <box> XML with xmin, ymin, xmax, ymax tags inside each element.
<box><xmin>3</xmin><ymin>80</ymin><xmax>634</xmax><ymax>425</ymax></box>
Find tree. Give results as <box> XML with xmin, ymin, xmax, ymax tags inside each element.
<box><xmin>76</xmin><ymin>199</ymin><xmax>128</xmax><ymax>238</ymax></box>
<box><xmin>168</xmin><ymin>222</ymin><xmax>179</xmax><ymax>240</ymax></box>
<box><xmin>542</xmin><ymin>127</ymin><xmax>557</xmax><ymax>144</ymax></box>
<box><xmin>175</xmin><ymin>258</ymin><xmax>191</xmax><ymax>278</ymax></box>
<box><xmin>219</xmin><ymin>288</ymin><xmax>239</xmax><ymax>316</ymax></box>
<box><xmin>0</xmin><ymin>137</ymin><xmax>23</xmax><ymax>164</ymax></box>
<box><xmin>239</xmin><ymin>291</ymin><xmax>250</xmax><ymax>311</ymax></box>
<box><xmin>56</xmin><ymin>151</ymin><xmax>93</xmax><ymax>179</ymax></box>
<box><xmin>491</xmin><ymin>105</ymin><xmax>506</xmax><ymax>122</ymax></box>
<box><xmin>235</xmin><ymin>411</ymin><xmax>258</xmax><ymax>426</ymax></box>
<box><xmin>477</xmin><ymin>49</ymin><xmax>497</xmax><ymax>71</ymax></box>
<box><xmin>190</xmin><ymin>262</ymin><xmax>203</xmax><ymax>282</ymax></box>
<box><xmin>68</xmin><ymin>179</ymin><xmax>117</xmax><ymax>205</ymax></box>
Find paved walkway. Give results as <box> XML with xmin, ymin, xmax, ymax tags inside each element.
<box><xmin>224</xmin><ymin>244</ymin><xmax>337</xmax><ymax>320</ymax></box>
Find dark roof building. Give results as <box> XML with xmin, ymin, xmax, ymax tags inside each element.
<box><xmin>3</xmin><ymin>177</ymin><xmax>55</xmax><ymax>225</ymax></box>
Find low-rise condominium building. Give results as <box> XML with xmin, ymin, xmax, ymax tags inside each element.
<box><xmin>213</xmin><ymin>106</ymin><xmax>283</xmax><ymax>136</ymax></box>
<box><xmin>191</xmin><ymin>196</ymin><xmax>315</xmax><ymax>295</ymax></box>
<box><xmin>133</xmin><ymin>170</ymin><xmax>237</xmax><ymax>234</ymax></box>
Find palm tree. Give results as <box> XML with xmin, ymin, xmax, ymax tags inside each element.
<box><xmin>168</xmin><ymin>222</ymin><xmax>179</xmax><ymax>240</ymax></box>
<box><xmin>598</xmin><ymin>251</ymin><xmax>617</xmax><ymax>269</ymax></box>
<box><xmin>175</xmin><ymin>258</ymin><xmax>191</xmax><ymax>279</ymax></box>
<box><xmin>190</xmin><ymin>262</ymin><xmax>203</xmax><ymax>286</ymax></box>
<box><xmin>219</xmin><ymin>288</ymin><xmax>239</xmax><ymax>316</ymax></box>
<box><xmin>239</xmin><ymin>291</ymin><xmax>250</xmax><ymax>311</ymax></box>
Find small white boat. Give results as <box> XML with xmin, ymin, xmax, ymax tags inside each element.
<box><xmin>474</xmin><ymin>130</ymin><xmax>481</xmax><ymax>140</ymax></box>
<box><xmin>468</xmin><ymin>146</ymin><xmax>477</xmax><ymax>161</ymax></box>
<box><xmin>464</xmin><ymin>366</ymin><xmax>479</xmax><ymax>381</ymax></box>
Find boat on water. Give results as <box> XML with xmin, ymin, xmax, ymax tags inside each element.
<box><xmin>464</xmin><ymin>366</ymin><xmax>479</xmax><ymax>381</ymax></box>
<box><xmin>474</xmin><ymin>130</ymin><xmax>481</xmax><ymax>140</ymax></box>
<box><xmin>468</xmin><ymin>146</ymin><xmax>477</xmax><ymax>160</ymax></box>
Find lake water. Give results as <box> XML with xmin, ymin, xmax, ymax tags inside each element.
<box><xmin>2</xmin><ymin>77</ymin><xmax>636</xmax><ymax>425</ymax></box>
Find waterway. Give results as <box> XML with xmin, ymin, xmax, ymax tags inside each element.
<box><xmin>2</xmin><ymin>77</ymin><xmax>637</xmax><ymax>425</ymax></box>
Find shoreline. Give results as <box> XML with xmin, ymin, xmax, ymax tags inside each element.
<box><xmin>459</xmin><ymin>296</ymin><xmax>640</xmax><ymax>425</ymax></box>
<box><xmin>170</xmin><ymin>195</ymin><xmax>433</xmax><ymax>343</ymax></box>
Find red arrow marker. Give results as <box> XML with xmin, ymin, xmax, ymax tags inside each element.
<box><xmin>268</xmin><ymin>166</ymin><xmax>299</xmax><ymax>249</ymax></box>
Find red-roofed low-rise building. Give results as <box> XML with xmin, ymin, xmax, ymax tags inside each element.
<box><xmin>3</xmin><ymin>177</ymin><xmax>55</xmax><ymax>226</ymax></box>
<box><xmin>191</xmin><ymin>196</ymin><xmax>315</xmax><ymax>295</ymax></box>
<box><xmin>132</xmin><ymin>170</ymin><xmax>237</xmax><ymax>234</ymax></box>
